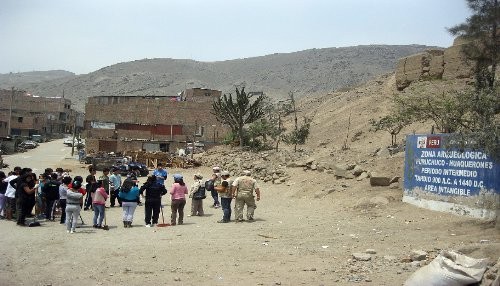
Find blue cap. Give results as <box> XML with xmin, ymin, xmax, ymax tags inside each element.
<box><xmin>173</xmin><ymin>174</ymin><xmax>183</xmax><ymax>180</ymax></box>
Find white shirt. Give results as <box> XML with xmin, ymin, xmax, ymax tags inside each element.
<box><xmin>3</xmin><ymin>175</ymin><xmax>18</xmax><ymax>198</ymax></box>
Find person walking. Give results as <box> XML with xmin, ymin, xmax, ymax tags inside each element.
<box><xmin>232</xmin><ymin>170</ymin><xmax>261</xmax><ymax>222</ymax></box>
<box><xmin>188</xmin><ymin>173</ymin><xmax>205</xmax><ymax>216</ymax></box>
<box><xmin>217</xmin><ymin>171</ymin><xmax>233</xmax><ymax>223</ymax></box>
<box><xmin>140</xmin><ymin>175</ymin><xmax>167</xmax><ymax>227</ymax></box>
<box><xmin>169</xmin><ymin>174</ymin><xmax>188</xmax><ymax>226</ymax></box>
<box><xmin>58</xmin><ymin>176</ymin><xmax>71</xmax><ymax>224</ymax></box>
<box><xmin>66</xmin><ymin>180</ymin><xmax>84</xmax><ymax>233</ymax></box>
<box><xmin>153</xmin><ymin>163</ymin><xmax>168</xmax><ymax>186</ymax></box>
<box><xmin>119</xmin><ymin>178</ymin><xmax>139</xmax><ymax>228</ymax></box>
<box><xmin>109</xmin><ymin>167</ymin><xmax>122</xmax><ymax>207</ymax></box>
<box><xmin>92</xmin><ymin>180</ymin><xmax>108</xmax><ymax>229</ymax></box>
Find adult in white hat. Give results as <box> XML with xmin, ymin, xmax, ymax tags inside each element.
<box><xmin>188</xmin><ymin>173</ymin><xmax>205</xmax><ymax>216</ymax></box>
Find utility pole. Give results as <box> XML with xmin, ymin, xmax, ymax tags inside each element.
<box><xmin>71</xmin><ymin>119</ymin><xmax>76</xmax><ymax>157</ymax></box>
<box><xmin>191</xmin><ymin>120</ymin><xmax>197</xmax><ymax>160</ymax></box>
<box><xmin>7</xmin><ymin>87</ymin><xmax>13</xmax><ymax>136</ymax></box>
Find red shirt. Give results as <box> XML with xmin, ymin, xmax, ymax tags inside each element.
<box><xmin>68</xmin><ymin>183</ymin><xmax>86</xmax><ymax>196</ymax></box>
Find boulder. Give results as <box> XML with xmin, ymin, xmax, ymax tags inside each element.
<box><xmin>356</xmin><ymin>172</ymin><xmax>369</xmax><ymax>181</ymax></box>
<box><xmin>429</xmin><ymin>54</ymin><xmax>444</xmax><ymax>79</ymax></box>
<box><xmin>352</xmin><ymin>253</ymin><xmax>372</xmax><ymax>261</ymax></box>
<box><xmin>410</xmin><ymin>250</ymin><xmax>428</xmax><ymax>261</ymax></box>
<box><xmin>330</xmin><ymin>169</ymin><xmax>355</xmax><ymax>179</ymax></box>
<box><xmin>287</xmin><ymin>160</ymin><xmax>308</xmax><ymax>168</ymax></box>
<box><xmin>370</xmin><ymin>176</ymin><xmax>391</xmax><ymax>186</ymax></box>
<box><xmin>395</xmin><ymin>53</ymin><xmax>429</xmax><ymax>90</ymax></box>
<box><xmin>352</xmin><ymin>165</ymin><xmax>364</xmax><ymax>176</ymax></box>
<box><xmin>443</xmin><ymin>44</ymin><xmax>473</xmax><ymax>80</ymax></box>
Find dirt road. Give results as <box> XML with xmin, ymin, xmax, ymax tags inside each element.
<box><xmin>0</xmin><ymin>140</ymin><xmax>498</xmax><ymax>285</ymax></box>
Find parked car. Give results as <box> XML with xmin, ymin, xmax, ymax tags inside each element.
<box><xmin>63</xmin><ymin>138</ymin><xmax>85</xmax><ymax>147</ymax></box>
<box><xmin>20</xmin><ymin>140</ymin><xmax>38</xmax><ymax>149</ymax></box>
<box><xmin>112</xmin><ymin>162</ymin><xmax>149</xmax><ymax>177</ymax></box>
<box><xmin>31</xmin><ymin>134</ymin><xmax>45</xmax><ymax>143</ymax></box>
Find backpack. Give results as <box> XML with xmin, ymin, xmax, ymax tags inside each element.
<box><xmin>193</xmin><ymin>184</ymin><xmax>206</xmax><ymax>200</ymax></box>
<box><xmin>205</xmin><ymin>179</ymin><xmax>214</xmax><ymax>192</ymax></box>
<box><xmin>42</xmin><ymin>180</ymin><xmax>60</xmax><ymax>200</ymax></box>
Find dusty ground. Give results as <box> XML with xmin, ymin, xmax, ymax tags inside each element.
<box><xmin>1</xmin><ymin>75</ymin><xmax>498</xmax><ymax>285</ymax></box>
<box><xmin>0</xmin><ymin>151</ymin><xmax>498</xmax><ymax>286</ymax></box>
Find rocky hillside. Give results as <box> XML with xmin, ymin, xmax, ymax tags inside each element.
<box><xmin>0</xmin><ymin>45</ymin><xmax>437</xmax><ymax>111</ymax></box>
<box><xmin>0</xmin><ymin>70</ymin><xmax>74</xmax><ymax>88</ymax></box>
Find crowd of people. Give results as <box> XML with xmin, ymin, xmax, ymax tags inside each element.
<box><xmin>0</xmin><ymin>163</ymin><xmax>262</xmax><ymax>232</ymax></box>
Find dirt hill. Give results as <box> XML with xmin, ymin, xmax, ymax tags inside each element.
<box><xmin>0</xmin><ymin>70</ymin><xmax>74</xmax><ymax>88</ymax></box>
<box><xmin>0</xmin><ymin>45</ymin><xmax>436</xmax><ymax>111</ymax></box>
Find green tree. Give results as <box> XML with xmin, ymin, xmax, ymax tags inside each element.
<box><xmin>282</xmin><ymin>117</ymin><xmax>311</xmax><ymax>151</ymax></box>
<box><xmin>448</xmin><ymin>0</ymin><xmax>499</xmax><ymax>89</ymax></box>
<box><xmin>370</xmin><ymin>113</ymin><xmax>411</xmax><ymax>146</ymax></box>
<box><xmin>281</xmin><ymin>92</ymin><xmax>311</xmax><ymax>152</ymax></box>
<box><xmin>247</xmin><ymin>97</ymin><xmax>290</xmax><ymax>150</ymax></box>
<box><xmin>211</xmin><ymin>87</ymin><xmax>266</xmax><ymax>147</ymax></box>
<box><xmin>447</xmin><ymin>0</ymin><xmax>500</xmax><ymax>158</ymax></box>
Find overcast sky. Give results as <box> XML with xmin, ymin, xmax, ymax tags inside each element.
<box><xmin>0</xmin><ymin>0</ymin><xmax>470</xmax><ymax>75</ymax></box>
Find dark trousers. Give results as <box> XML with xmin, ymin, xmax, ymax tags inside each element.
<box><xmin>220</xmin><ymin>197</ymin><xmax>232</xmax><ymax>222</ymax></box>
<box><xmin>211</xmin><ymin>190</ymin><xmax>220</xmax><ymax>207</ymax></box>
<box><xmin>110</xmin><ymin>188</ymin><xmax>122</xmax><ymax>207</ymax></box>
<box><xmin>27</xmin><ymin>198</ymin><xmax>36</xmax><ymax>216</ymax></box>
<box><xmin>144</xmin><ymin>200</ymin><xmax>161</xmax><ymax>225</ymax></box>
<box><xmin>171</xmin><ymin>199</ymin><xmax>186</xmax><ymax>225</ymax></box>
<box><xmin>84</xmin><ymin>192</ymin><xmax>93</xmax><ymax>210</ymax></box>
<box><xmin>59</xmin><ymin>199</ymin><xmax>67</xmax><ymax>223</ymax></box>
<box><xmin>16</xmin><ymin>198</ymin><xmax>31</xmax><ymax>225</ymax></box>
<box><xmin>45</xmin><ymin>199</ymin><xmax>57</xmax><ymax>220</ymax></box>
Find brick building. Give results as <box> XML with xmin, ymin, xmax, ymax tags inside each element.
<box><xmin>84</xmin><ymin>88</ymin><xmax>227</xmax><ymax>153</ymax></box>
<box><xmin>0</xmin><ymin>88</ymin><xmax>81</xmax><ymax>138</ymax></box>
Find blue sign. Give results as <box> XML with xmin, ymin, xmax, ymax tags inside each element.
<box><xmin>404</xmin><ymin>134</ymin><xmax>500</xmax><ymax>198</ymax></box>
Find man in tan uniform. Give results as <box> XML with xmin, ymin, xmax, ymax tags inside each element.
<box><xmin>231</xmin><ymin>170</ymin><xmax>260</xmax><ymax>222</ymax></box>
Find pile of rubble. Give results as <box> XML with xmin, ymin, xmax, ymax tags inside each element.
<box><xmin>195</xmin><ymin>147</ymin><xmax>307</xmax><ymax>183</ymax></box>
<box><xmin>196</xmin><ymin>146</ymin><xmax>396</xmax><ymax>186</ymax></box>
